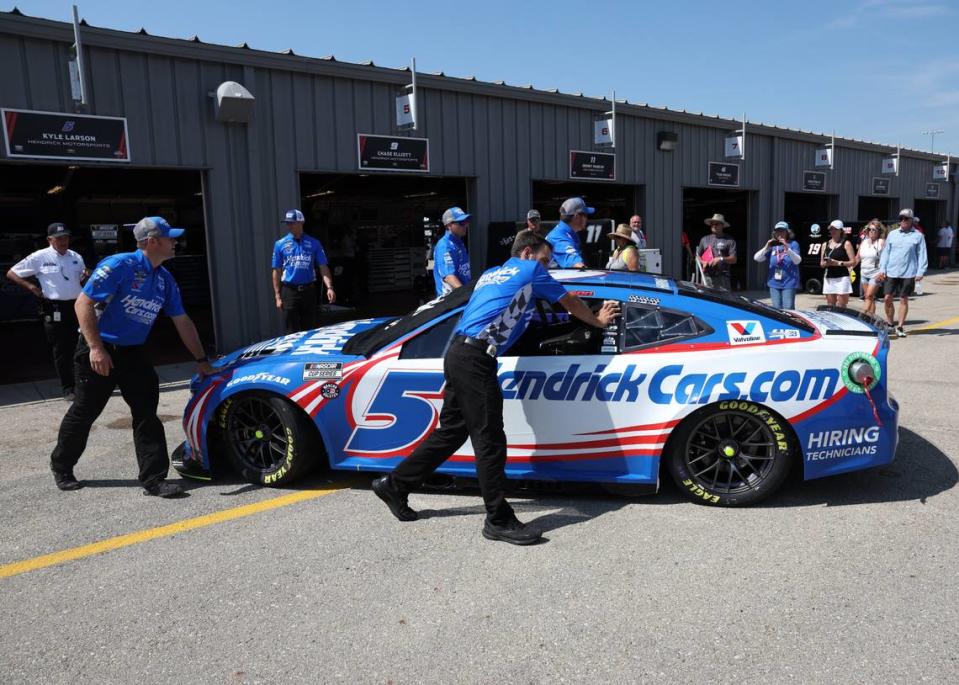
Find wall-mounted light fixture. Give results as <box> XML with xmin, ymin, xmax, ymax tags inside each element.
<box><xmin>657</xmin><ymin>131</ymin><xmax>678</xmax><ymax>152</ymax></box>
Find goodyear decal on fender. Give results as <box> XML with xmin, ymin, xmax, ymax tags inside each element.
<box><xmin>498</xmin><ymin>364</ymin><xmax>839</xmax><ymax>405</ymax></box>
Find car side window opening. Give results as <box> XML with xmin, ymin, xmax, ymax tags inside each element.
<box><xmin>622</xmin><ymin>304</ymin><xmax>706</xmax><ymax>350</ymax></box>
<box><xmin>502</xmin><ymin>298</ymin><xmax>612</xmax><ymax>357</ymax></box>
<box><xmin>399</xmin><ymin>313</ymin><xmax>462</xmax><ymax>360</ymax></box>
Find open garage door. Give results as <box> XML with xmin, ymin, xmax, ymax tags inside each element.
<box><xmin>0</xmin><ymin>164</ymin><xmax>212</xmax><ymax>385</ymax></box>
<box><xmin>530</xmin><ymin>180</ymin><xmax>642</xmax><ymax>268</ymax></box>
<box><xmin>858</xmin><ymin>196</ymin><xmax>898</xmax><ymax>222</ymax></box>
<box><xmin>299</xmin><ymin>173</ymin><xmax>468</xmax><ymax>316</ymax></box>
<box><xmin>683</xmin><ymin>188</ymin><xmax>750</xmax><ymax>290</ymax></box>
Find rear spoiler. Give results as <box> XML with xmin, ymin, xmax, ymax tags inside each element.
<box><xmin>815</xmin><ymin>305</ymin><xmax>890</xmax><ymax>336</ymax></box>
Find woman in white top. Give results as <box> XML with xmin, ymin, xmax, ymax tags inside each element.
<box><xmin>856</xmin><ymin>220</ymin><xmax>885</xmax><ymax>317</ymax></box>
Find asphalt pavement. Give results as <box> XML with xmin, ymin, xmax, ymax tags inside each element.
<box><xmin>2</xmin><ymin>274</ymin><xmax>958</xmax><ymax>684</ymax></box>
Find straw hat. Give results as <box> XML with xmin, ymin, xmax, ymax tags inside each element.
<box><xmin>607</xmin><ymin>224</ymin><xmax>634</xmax><ymax>241</ymax></box>
<box><xmin>704</xmin><ymin>213</ymin><xmax>730</xmax><ymax>227</ymax></box>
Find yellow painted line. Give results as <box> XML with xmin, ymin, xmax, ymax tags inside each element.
<box><xmin>913</xmin><ymin>315</ymin><xmax>959</xmax><ymax>332</ymax></box>
<box><xmin>0</xmin><ymin>486</ymin><xmax>346</xmax><ymax>580</ymax></box>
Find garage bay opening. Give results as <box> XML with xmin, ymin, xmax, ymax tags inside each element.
<box><xmin>682</xmin><ymin>188</ymin><xmax>750</xmax><ymax>290</ymax></box>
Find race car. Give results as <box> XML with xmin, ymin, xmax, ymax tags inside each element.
<box><xmin>174</xmin><ymin>271</ymin><xmax>899</xmax><ymax>506</ymax></box>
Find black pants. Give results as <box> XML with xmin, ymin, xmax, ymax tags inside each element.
<box><xmin>390</xmin><ymin>339</ymin><xmax>514</xmax><ymax>525</ymax></box>
<box><xmin>281</xmin><ymin>282</ymin><xmax>317</xmax><ymax>334</ymax></box>
<box><xmin>41</xmin><ymin>299</ymin><xmax>79</xmax><ymax>392</ymax></box>
<box><xmin>50</xmin><ymin>337</ymin><xmax>169</xmax><ymax>486</ymax></box>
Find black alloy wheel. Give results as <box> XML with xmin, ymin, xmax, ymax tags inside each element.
<box><xmin>668</xmin><ymin>403</ymin><xmax>793</xmax><ymax>506</ymax></box>
<box><xmin>218</xmin><ymin>391</ymin><xmax>318</xmax><ymax>486</ymax></box>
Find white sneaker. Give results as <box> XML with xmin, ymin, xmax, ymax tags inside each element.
<box><xmin>896</xmin><ymin>326</ymin><xmax>907</xmax><ymax>338</ymax></box>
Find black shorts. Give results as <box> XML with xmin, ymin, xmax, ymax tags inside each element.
<box><xmin>937</xmin><ymin>247</ymin><xmax>951</xmax><ymax>258</ymax></box>
<box><xmin>883</xmin><ymin>277</ymin><xmax>915</xmax><ymax>298</ymax></box>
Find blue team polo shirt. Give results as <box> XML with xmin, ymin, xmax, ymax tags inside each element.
<box><xmin>546</xmin><ymin>221</ymin><xmax>584</xmax><ymax>268</ymax></box>
<box><xmin>455</xmin><ymin>258</ymin><xmax>568</xmax><ymax>355</ymax></box>
<box><xmin>83</xmin><ymin>250</ymin><xmax>185</xmax><ymax>346</ymax></box>
<box><xmin>433</xmin><ymin>231</ymin><xmax>471</xmax><ymax>297</ymax></box>
<box><xmin>272</xmin><ymin>232</ymin><xmax>329</xmax><ymax>285</ymax></box>
<box><xmin>765</xmin><ymin>240</ymin><xmax>801</xmax><ymax>290</ymax></box>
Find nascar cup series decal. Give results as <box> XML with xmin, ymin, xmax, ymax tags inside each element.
<box><xmin>727</xmin><ymin>320</ymin><xmax>765</xmax><ymax>345</ymax></box>
<box><xmin>303</xmin><ymin>362</ymin><xmax>343</xmax><ymax>380</ymax></box>
<box><xmin>840</xmin><ymin>352</ymin><xmax>881</xmax><ymax>393</ymax></box>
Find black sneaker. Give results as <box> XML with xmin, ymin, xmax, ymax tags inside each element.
<box><xmin>53</xmin><ymin>470</ymin><xmax>83</xmax><ymax>491</ymax></box>
<box><xmin>143</xmin><ymin>480</ymin><xmax>185</xmax><ymax>498</ymax></box>
<box><xmin>896</xmin><ymin>326</ymin><xmax>907</xmax><ymax>338</ymax></box>
<box><xmin>371</xmin><ymin>476</ymin><xmax>418</xmax><ymax>521</ymax></box>
<box><xmin>482</xmin><ymin>517</ymin><xmax>542</xmax><ymax>546</ymax></box>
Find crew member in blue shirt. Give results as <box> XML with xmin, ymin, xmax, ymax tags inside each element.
<box><xmin>49</xmin><ymin>217</ymin><xmax>214</xmax><ymax>497</ymax></box>
<box><xmin>878</xmin><ymin>208</ymin><xmax>928</xmax><ymax>337</ymax></box>
<box><xmin>433</xmin><ymin>206</ymin><xmax>471</xmax><ymax>297</ymax></box>
<box><xmin>373</xmin><ymin>230</ymin><xmax>619</xmax><ymax>545</ymax></box>
<box><xmin>272</xmin><ymin>209</ymin><xmax>335</xmax><ymax>334</ymax></box>
<box><xmin>546</xmin><ymin>197</ymin><xmax>594</xmax><ymax>268</ymax></box>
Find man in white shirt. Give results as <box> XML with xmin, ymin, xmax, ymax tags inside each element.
<box><xmin>6</xmin><ymin>223</ymin><xmax>89</xmax><ymax>400</ymax></box>
<box><xmin>937</xmin><ymin>222</ymin><xmax>955</xmax><ymax>269</ymax></box>
<box><xmin>628</xmin><ymin>214</ymin><xmax>649</xmax><ymax>249</ymax></box>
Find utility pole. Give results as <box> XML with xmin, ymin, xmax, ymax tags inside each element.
<box><xmin>921</xmin><ymin>129</ymin><xmax>944</xmax><ymax>155</ymax></box>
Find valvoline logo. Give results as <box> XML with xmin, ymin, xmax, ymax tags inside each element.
<box><xmin>727</xmin><ymin>320</ymin><xmax>765</xmax><ymax>345</ymax></box>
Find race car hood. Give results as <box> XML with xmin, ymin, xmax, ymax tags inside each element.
<box><xmin>212</xmin><ymin>318</ymin><xmax>392</xmax><ymax>370</ymax></box>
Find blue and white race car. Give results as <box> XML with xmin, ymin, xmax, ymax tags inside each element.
<box><xmin>174</xmin><ymin>271</ymin><xmax>899</xmax><ymax>506</ymax></box>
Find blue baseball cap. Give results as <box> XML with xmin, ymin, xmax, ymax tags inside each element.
<box><xmin>283</xmin><ymin>209</ymin><xmax>305</xmax><ymax>223</ymax></box>
<box><xmin>773</xmin><ymin>221</ymin><xmax>789</xmax><ymax>231</ymax></box>
<box><xmin>133</xmin><ymin>216</ymin><xmax>184</xmax><ymax>240</ymax></box>
<box><xmin>442</xmin><ymin>207</ymin><xmax>471</xmax><ymax>225</ymax></box>
<box><xmin>560</xmin><ymin>197</ymin><xmax>595</xmax><ymax>217</ymax></box>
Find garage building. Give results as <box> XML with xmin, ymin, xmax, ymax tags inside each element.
<box><xmin>1</xmin><ymin>8</ymin><xmax>956</xmax><ymax>358</ymax></box>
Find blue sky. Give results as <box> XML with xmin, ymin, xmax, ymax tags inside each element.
<box><xmin>9</xmin><ymin>0</ymin><xmax>959</xmax><ymax>155</ymax></box>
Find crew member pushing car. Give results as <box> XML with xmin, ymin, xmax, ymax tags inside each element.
<box><xmin>49</xmin><ymin>217</ymin><xmax>213</xmax><ymax>496</ymax></box>
<box><xmin>272</xmin><ymin>209</ymin><xmax>335</xmax><ymax>334</ymax></box>
<box><xmin>372</xmin><ymin>230</ymin><xmax>620</xmax><ymax>545</ymax></box>
<box><xmin>6</xmin><ymin>222</ymin><xmax>88</xmax><ymax>400</ymax></box>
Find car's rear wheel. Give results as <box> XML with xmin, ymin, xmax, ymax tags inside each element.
<box><xmin>667</xmin><ymin>402</ymin><xmax>794</xmax><ymax>506</ymax></box>
<box><xmin>217</xmin><ymin>391</ymin><xmax>319</xmax><ymax>486</ymax></box>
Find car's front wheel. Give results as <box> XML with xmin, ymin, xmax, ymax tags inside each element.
<box><xmin>667</xmin><ymin>401</ymin><xmax>794</xmax><ymax>506</ymax></box>
<box><xmin>216</xmin><ymin>391</ymin><xmax>319</xmax><ymax>486</ymax></box>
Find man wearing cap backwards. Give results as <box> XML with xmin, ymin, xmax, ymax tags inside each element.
<box><xmin>433</xmin><ymin>207</ymin><xmax>472</xmax><ymax>297</ymax></box>
<box><xmin>49</xmin><ymin>217</ymin><xmax>214</xmax><ymax>497</ymax></box>
<box><xmin>696</xmin><ymin>213</ymin><xmax>737</xmax><ymax>290</ymax></box>
<box><xmin>372</xmin><ymin>230</ymin><xmax>620</xmax><ymax>544</ymax></box>
<box><xmin>525</xmin><ymin>209</ymin><xmax>543</xmax><ymax>235</ymax></box>
<box><xmin>272</xmin><ymin>209</ymin><xmax>335</xmax><ymax>334</ymax></box>
<box><xmin>877</xmin><ymin>208</ymin><xmax>928</xmax><ymax>338</ymax></box>
<box><xmin>546</xmin><ymin>197</ymin><xmax>594</xmax><ymax>268</ymax></box>
<box><xmin>6</xmin><ymin>222</ymin><xmax>89</xmax><ymax>400</ymax></box>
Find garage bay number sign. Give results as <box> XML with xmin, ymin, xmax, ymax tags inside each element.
<box><xmin>707</xmin><ymin>162</ymin><xmax>739</xmax><ymax>187</ymax></box>
<box><xmin>570</xmin><ymin>150</ymin><xmax>615</xmax><ymax>180</ymax></box>
<box><xmin>1</xmin><ymin>108</ymin><xmax>130</xmax><ymax>162</ymax></box>
<box><xmin>358</xmin><ymin>134</ymin><xmax>429</xmax><ymax>172</ymax></box>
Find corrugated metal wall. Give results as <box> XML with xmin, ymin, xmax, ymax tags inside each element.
<box><xmin>2</xmin><ymin>12</ymin><xmax>956</xmax><ymax>350</ymax></box>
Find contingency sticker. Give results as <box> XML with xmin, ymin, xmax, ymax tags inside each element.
<box><xmin>727</xmin><ymin>320</ymin><xmax>766</xmax><ymax>345</ymax></box>
<box><xmin>303</xmin><ymin>362</ymin><xmax>343</xmax><ymax>380</ymax></box>
<box><xmin>320</xmin><ymin>382</ymin><xmax>340</xmax><ymax>399</ymax></box>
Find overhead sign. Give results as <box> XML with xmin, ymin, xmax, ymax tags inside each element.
<box><xmin>707</xmin><ymin>162</ymin><xmax>740</xmax><ymax>187</ymax></box>
<box><xmin>593</xmin><ymin>119</ymin><xmax>614</xmax><ymax>146</ymax></box>
<box><xmin>925</xmin><ymin>182</ymin><xmax>940</xmax><ymax>199</ymax></box>
<box><xmin>395</xmin><ymin>95</ymin><xmax>414</xmax><ymax>128</ymax></box>
<box><xmin>933</xmin><ymin>162</ymin><xmax>949</xmax><ymax>180</ymax></box>
<box><xmin>1</xmin><ymin>108</ymin><xmax>130</xmax><ymax>162</ymax></box>
<box><xmin>872</xmin><ymin>177</ymin><xmax>890</xmax><ymax>195</ymax></box>
<box><xmin>724</xmin><ymin>135</ymin><xmax>743</xmax><ymax>158</ymax></box>
<box><xmin>569</xmin><ymin>150</ymin><xmax>615</xmax><ymax>181</ymax></box>
<box><xmin>815</xmin><ymin>148</ymin><xmax>833</xmax><ymax>167</ymax></box>
<box><xmin>357</xmin><ymin>134</ymin><xmax>429</xmax><ymax>173</ymax></box>
<box><xmin>881</xmin><ymin>157</ymin><xmax>898</xmax><ymax>175</ymax></box>
<box><xmin>803</xmin><ymin>171</ymin><xmax>826</xmax><ymax>192</ymax></box>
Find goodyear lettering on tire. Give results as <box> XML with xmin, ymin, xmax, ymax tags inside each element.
<box><xmin>718</xmin><ymin>401</ymin><xmax>788</xmax><ymax>450</ymax></box>
<box><xmin>263</xmin><ymin>426</ymin><xmax>296</xmax><ymax>485</ymax></box>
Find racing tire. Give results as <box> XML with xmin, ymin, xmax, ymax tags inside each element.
<box><xmin>667</xmin><ymin>401</ymin><xmax>794</xmax><ymax>507</ymax></box>
<box><xmin>805</xmin><ymin>278</ymin><xmax>822</xmax><ymax>295</ymax></box>
<box><xmin>216</xmin><ymin>391</ymin><xmax>320</xmax><ymax>487</ymax></box>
